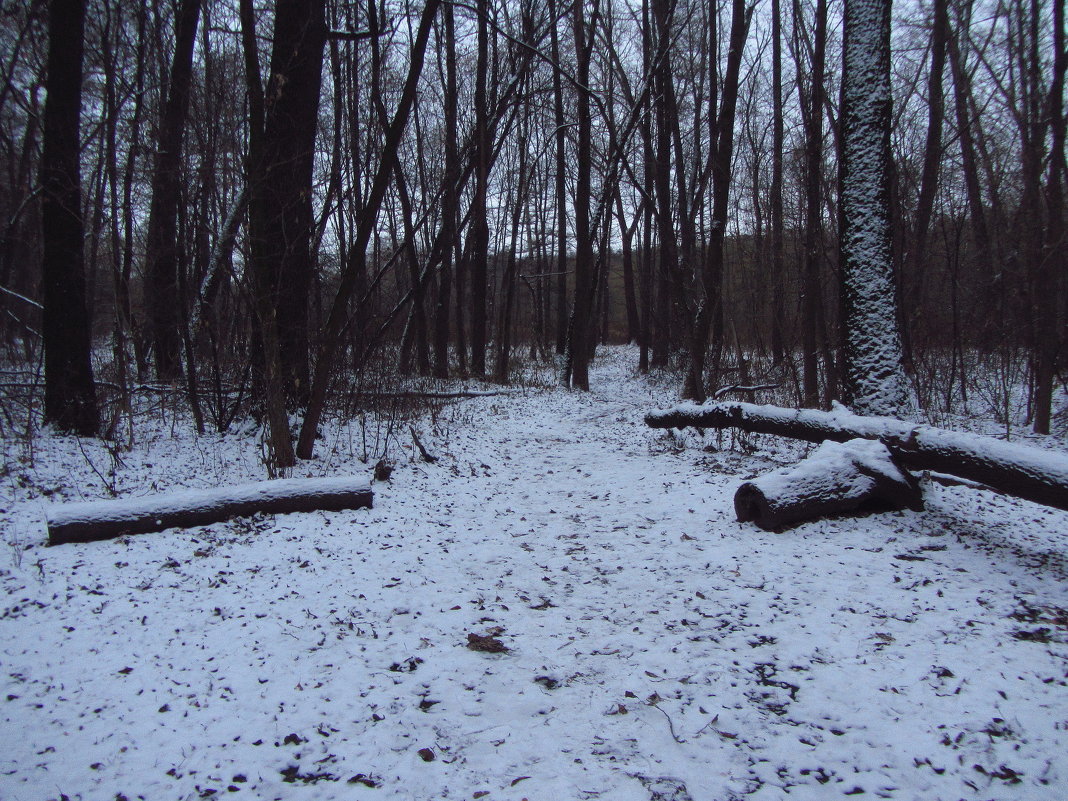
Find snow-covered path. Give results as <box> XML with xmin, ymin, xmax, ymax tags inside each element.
<box><xmin>2</xmin><ymin>350</ymin><xmax>1067</xmax><ymax>800</ymax></box>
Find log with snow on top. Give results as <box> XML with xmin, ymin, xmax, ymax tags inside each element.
<box><xmin>734</xmin><ymin>439</ymin><xmax>923</xmax><ymax>530</ymax></box>
<box><xmin>645</xmin><ymin>401</ymin><xmax>1068</xmax><ymax>513</ymax></box>
<box><xmin>47</xmin><ymin>476</ymin><xmax>373</xmax><ymax>546</ymax></box>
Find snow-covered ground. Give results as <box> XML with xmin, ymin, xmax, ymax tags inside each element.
<box><xmin>2</xmin><ymin>348</ymin><xmax>1066</xmax><ymax>801</ymax></box>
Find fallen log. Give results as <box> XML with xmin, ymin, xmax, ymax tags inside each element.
<box><xmin>47</xmin><ymin>476</ymin><xmax>373</xmax><ymax>545</ymax></box>
<box><xmin>645</xmin><ymin>401</ymin><xmax>1068</xmax><ymax>512</ymax></box>
<box><xmin>734</xmin><ymin>439</ymin><xmax>923</xmax><ymax>530</ymax></box>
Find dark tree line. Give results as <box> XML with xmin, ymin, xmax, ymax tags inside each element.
<box><xmin>1</xmin><ymin>0</ymin><xmax>1064</xmax><ymax>460</ymax></box>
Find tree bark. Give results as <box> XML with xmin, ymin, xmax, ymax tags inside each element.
<box><xmin>551</xmin><ymin>0</ymin><xmax>569</xmax><ymax>357</ymax></box>
<box><xmin>735</xmin><ymin>438</ymin><xmax>923</xmax><ymax>530</ymax></box>
<box><xmin>905</xmin><ymin>0</ymin><xmax>948</xmax><ymax>367</ymax></box>
<box><xmin>47</xmin><ymin>477</ymin><xmax>373</xmax><ymax>545</ymax></box>
<box><xmin>646</xmin><ymin>401</ymin><xmax>1068</xmax><ymax>512</ymax></box>
<box><xmin>1033</xmin><ymin>0</ymin><xmax>1066</xmax><ymax>434</ymax></box>
<box><xmin>799</xmin><ymin>0</ymin><xmax>827</xmax><ymax>408</ymax></box>
<box><xmin>469</xmin><ymin>0</ymin><xmax>491</xmax><ymax>377</ymax></box>
<box><xmin>839</xmin><ymin>0</ymin><xmax>911</xmax><ymax>417</ymax></box>
<box><xmin>564</xmin><ymin>0</ymin><xmax>598</xmax><ymax>391</ymax></box>
<box><xmin>40</xmin><ymin>0</ymin><xmax>98</xmax><ymax>436</ymax></box>
<box><xmin>248</xmin><ymin>0</ymin><xmax>326</xmax><ymax>412</ymax></box>
<box><xmin>433</xmin><ymin>1</ymin><xmax>459</xmax><ymax>379</ymax></box>
<box><xmin>144</xmin><ymin>0</ymin><xmax>201</xmax><ymax>381</ymax></box>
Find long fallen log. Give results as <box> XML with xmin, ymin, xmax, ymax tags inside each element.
<box><xmin>646</xmin><ymin>401</ymin><xmax>1068</xmax><ymax>512</ymax></box>
<box><xmin>735</xmin><ymin>438</ymin><xmax>923</xmax><ymax>530</ymax></box>
<box><xmin>47</xmin><ymin>476</ymin><xmax>373</xmax><ymax>545</ymax></box>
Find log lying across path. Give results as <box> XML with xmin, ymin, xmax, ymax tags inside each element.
<box><xmin>47</xmin><ymin>477</ymin><xmax>373</xmax><ymax>545</ymax></box>
<box><xmin>646</xmin><ymin>401</ymin><xmax>1068</xmax><ymax>513</ymax></box>
<box><xmin>735</xmin><ymin>439</ymin><xmax>923</xmax><ymax>530</ymax></box>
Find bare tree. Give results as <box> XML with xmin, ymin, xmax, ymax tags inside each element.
<box><xmin>144</xmin><ymin>0</ymin><xmax>202</xmax><ymax>381</ymax></box>
<box><xmin>40</xmin><ymin>0</ymin><xmax>98</xmax><ymax>436</ymax></box>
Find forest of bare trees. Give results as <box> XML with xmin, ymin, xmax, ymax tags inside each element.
<box><xmin>0</xmin><ymin>0</ymin><xmax>1064</xmax><ymax>465</ymax></box>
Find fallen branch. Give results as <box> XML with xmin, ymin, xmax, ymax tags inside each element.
<box><xmin>47</xmin><ymin>476</ymin><xmax>373</xmax><ymax>545</ymax></box>
<box><xmin>712</xmin><ymin>383</ymin><xmax>780</xmax><ymax>399</ymax></box>
<box><xmin>374</xmin><ymin>389</ymin><xmax>521</xmax><ymax>400</ymax></box>
<box><xmin>646</xmin><ymin>401</ymin><xmax>1068</xmax><ymax>512</ymax></box>
<box><xmin>410</xmin><ymin>426</ymin><xmax>438</xmax><ymax>462</ymax></box>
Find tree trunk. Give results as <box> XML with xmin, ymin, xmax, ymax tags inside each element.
<box><xmin>144</xmin><ymin>0</ymin><xmax>201</xmax><ymax>381</ymax></box>
<box><xmin>469</xmin><ymin>0</ymin><xmax>491</xmax><ymax>376</ymax></box>
<box><xmin>40</xmin><ymin>0</ymin><xmax>98</xmax><ymax>436</ymax></box>
<box><xmin>905</xmin><ymin>0</ymin><xmax>948</xmax><ymax>368</ymax></box>
<box><xmin>551</xmin><ymin>0</ymin><xmax>569</xmax><ymax>357</ymax></box>
<box><xmin>48</xmin><ymin>477</ymin><xmax>373</xmax><ymax>545</ymax></box>
<box><xmin>683</xmin><ymin>0</ymin><xmax>751</xmax><ymax>401</ymax></box>
<box><xmin>799</xmin><ymin>0</ymin><xmax>827</xmax><ymax>408</ymax></box>
<box><xmin>564</xmin><ymin>0</ymin><xmax>597</xmax><ymax>390</ymax></box>
<box><xmin>433</xmin><ymin>2</ymin><xmax>459</xmax><ymax>379</ymax></box>
<box><xmin>1033</xmin><ymin>0</ymin><xmax>1066</xmax><ymax>434</ymax></box>
<box><xmin>646</xmin><ymin>401</ymin><xmax>1068</xmax><ymax>512</ymax></box>
<box><xmin>839</xmin><ymin>0</ymin><xmax>911</xmax><ymax>417</ymax></box>
<box><xmin>735</xmin><ymin>438</ymin><xmax>923</xmax><ymax>530</ymax></box>
<box><xmin>248</xmin><ymin>0</ymin><xmax>326</xmax><ymax>413</ymax></box>
<box><xmin>770</xmin><ymin>0</ymin><xmax>786</xmax><ymax>368</ymax></box>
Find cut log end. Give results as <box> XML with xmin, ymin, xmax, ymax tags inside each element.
<box><xmin>734</xmin><ymin>439</ymin><xmax>923</xmax><ymax>531</ymax></box>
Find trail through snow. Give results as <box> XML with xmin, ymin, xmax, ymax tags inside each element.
<box><xmin>2</xmin><ymin>349</ymin><xmax>1066</xmax><ymax>801</ymax></box>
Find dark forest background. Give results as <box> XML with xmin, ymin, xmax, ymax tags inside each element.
<box><xmin>0</xmin><ymin>0</ymin><xmax>1064</xmax><ymax>465</ymax></box>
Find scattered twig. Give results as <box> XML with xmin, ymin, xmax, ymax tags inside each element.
<box><xmin>649</xmin><ymin>701</ymin><xmax>686</xmax><ymax>744</ymax></box>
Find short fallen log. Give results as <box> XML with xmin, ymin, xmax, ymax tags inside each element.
<box><xmin>646</xmin><ymin>401</ymin><xmax>1068</xmax><ymax>512</ymax></box>
<box><xmin>735</xmin><ymin>439</ymin><xmax>923</xmax><ymax>530</ymax></box>
<box><xmin>47</xmin><ymin>476</ymin><xmax>373</xmax><ymax>545</ymax></box>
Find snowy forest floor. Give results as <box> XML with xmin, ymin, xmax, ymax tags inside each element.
<box><xmin>2</xmin><ymin>347</ymin><xmax>1067</xmax><ymax>801</ymax></box>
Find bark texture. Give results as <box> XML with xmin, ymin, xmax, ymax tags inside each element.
<box><xmin>839</xmin><ymin>0</ymin><xmax>911</xmax><ymax>417</ymax></box>
<box><xmin>40</xmin><ymin>0</ymin><xmax>98</xmax><ymax>436</ymax></box>
<box><xmin>735</xmin><ymin>439</ymin><xmax>923</xmax><ymax>530</ymax></box>
<box><xmin>48</xmin><ymin>477</ymin><xmax>373</xmax><ymax>545</ymax></box>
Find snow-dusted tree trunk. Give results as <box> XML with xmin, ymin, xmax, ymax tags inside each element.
<box><xmin>839</xmin><ymin>0</ymin><xmax>911</xmax><ymax>417</ymax></box>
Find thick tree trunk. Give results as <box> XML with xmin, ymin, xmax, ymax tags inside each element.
<box><xmin>735</xmin><ymin>438</ymin><xmax>923</xmax><ymax>530</ymax></box>
<box><xmin>469</xmin><ymin>0</ymin><xmax>491</xmax><ymax>377</ymax></box>
<box><xmin>646</xmin><ymin>401</ymin><xmax>1068</xmax><ymax>512</ymax></box>
<box><xmin>1033</xmin><ymin>0</ymin><xmax>1066</xmax><ymax>434</ymax></box>
<box><xmin>47</xmin><ymin>477</ymin><xmax>373</xmax><ymax>545</ymax></box>
<box><xmin>433</xmin><ymin>2</ymin><xmax>459</xmax><ymax>379</ymax></box>
<box><xmin>40</xmin><ymin>0</ymin><xmax>98</xmax><ymax>436</ymax></box>
<box><xmin>770</xmin><ymin>0</ymin><xmax>786</xmax><ymax>368</ymax></box>
<box><xmin>839</xmin><ymin>0</ymin><xmax>911</xmax><ymax>417</ymax></box>
<box><xmin>248</xmin><ymin>0</ymin><xmax>326</xmax><ymax>412</ymax></box>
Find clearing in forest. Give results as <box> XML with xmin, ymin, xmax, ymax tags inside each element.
<box><xmin>1</xmin><ymin>348</ymin><xmax>1066</xmax><ymax>800</ymax></box>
